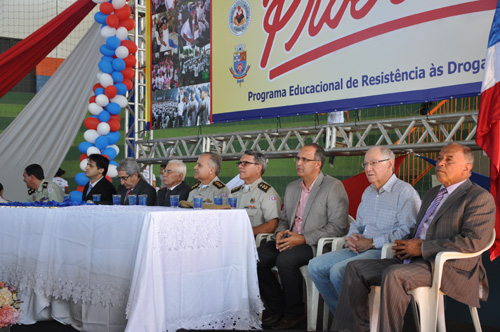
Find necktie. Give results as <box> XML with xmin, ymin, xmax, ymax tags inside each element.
<box><xmin>86</xmin><ymin>184</ymin><xmax>93</xmax><ymax>196</ymax></box>
<box><xmin>404</xmin><ymin>187</ymin><xmax>447</xmax><ymax>264</ymax></box>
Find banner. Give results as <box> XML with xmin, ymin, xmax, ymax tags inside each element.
<box><xmin>212</xmin><ymin>0</ymin><xmax>496</xmax><ymax>122</ymax></box>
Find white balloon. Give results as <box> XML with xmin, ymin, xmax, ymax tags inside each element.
<box><xmin>99</xmin><ymin>73</ymin><xmax>114</xmax><ymax>87</ymax></box>
<box><xmin>89</xmin><ymin>102</ymin><xmax>103</xmax><ymax>115</ymax></box>
<box><xmin>84</xmin><ymin>129</ymin><xmax>99</xmax><ymax>144</ymax></box>
<box><xmin>96</xmin><ymin>71</ymin><xmax>102</xmax><ymax>81</ymax></box>
<box><xmin>115</xmin><ymin>45</ymin><xmax>129</xmax><ymax>59</ymax></box>
<box><xmin>107</xmin><ymin>164</ymin><xmax>118</xmax><ymax>178</ymax></box>
<box><xmin>92</xmin><ymin>0</ymin><xmax>107</xmax><ymax>3</ymax></box>
<box><xmin>87</xmin><ymin>146</ymin><xmax>101</xmax><ymax>156</ymax></box>
<box><xmin>112</xmin><ymin>0</ymin><xmax>126</xmax><ymax>9</ymax></box>
<box><xmin>110</xmin><ymin>144</ymin><xmax>120</xmax><ymax>155</ymax></box>
<box><xmin>97</xmin><ymin>122</ymin><xmax>111</xmax><ymax>136</ymax></box>
<box><xmin>111</xmin><ymin>95</ymin><xmax>128</xmax><ymax>108</ymax></box>
<box><xmin>116</xmin><ymin>27</ymin><xmax>128</xmax><ymax>41</ymax></box>
<box><xmin>100</xmin><ymin>26</ymin><xmax>117</xmax><ymax>38</ymax></box>
<box><xmin>80</xmin><ymin>159</ymin><xmax>88</xmax><ymax>172</ymax></box>
<box><xmin>96</xmin><ymin>94</ymin><xmax>110</xmax><ymax>107</ymax></box>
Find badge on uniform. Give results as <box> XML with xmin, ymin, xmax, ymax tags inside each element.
<box><xmin>270</xmin><ymin>195</ymin><xmax>276</xmax><ymax>201</ymax></box>
<box><xmin>48</xmin><ymin>188</ymin><xmax>53</xmax><ymax>193</ymax></box>
<box><xmin>250</xmin><ymin>198</ymin><xmax>255</xmax><ymax>203</ymax></box>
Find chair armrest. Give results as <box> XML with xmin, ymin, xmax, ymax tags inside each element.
<box><xmin>255</xmin><ymin>233</ymin><xmax>273</xmax><ymax>248</ymax></box>
<box><xmin>317</xmin><ymin>237</ymin><xmax>345</xmax><ymax>256</ymax></box>
<box><xmin>381</xmin><ymin>243</ymin><xmax>394</xmax><ymax>259</ymax></box>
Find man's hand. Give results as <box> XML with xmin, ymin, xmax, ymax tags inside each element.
<box><xmin>344</xmin><ymin>233</ymin><xmax>373</xmax><ymax>253</ymax></box>
<box><xmin>275</xmin><ymin>231</ymin><xmax>306</xmax><ymax>252</ymax></box>
<box><xmin>393</xmin><ymin>239</ymin><xmax>423</xmax><ymax>260</ymax></box>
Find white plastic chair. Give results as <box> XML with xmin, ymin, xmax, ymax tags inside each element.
<box><xmin>369</xmin><ymin>230</ymin><xmax>495</xmax><ymax>332</ymax></box>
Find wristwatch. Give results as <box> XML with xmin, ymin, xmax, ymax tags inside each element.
<box><xmin>371</xmin><ymin>240</ymin><xmax>376</xmax><ymax>249</ymax></box>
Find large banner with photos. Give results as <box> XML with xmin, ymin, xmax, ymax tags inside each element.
<box><xmin>211</xmin><ymin>0</ymin><xmax>496</xmax><ymax>123</ymax></box>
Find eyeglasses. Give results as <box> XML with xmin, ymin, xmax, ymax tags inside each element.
<box><xmin>361</xmin><ymin>159</ymin><xmax>390</xmax><ymax>169</ymax></box>
<box><xmin>295</xmin><ymin>156</ymin><xmax>319</xmax><ymax>163</ymax></box>
<box><xmin>236</xmin><ymin>161</ymin><xmax>259</xmax><ymax>167</ymax></box>
<box><xmin>118</xmin><ymin>175</ymin><xmax>131</xmax><ymax>181</ymax></box>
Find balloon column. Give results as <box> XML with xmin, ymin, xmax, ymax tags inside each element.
<box><xmin>70</xmin><ymin>0</ymin><xmax>137</xmax><ymax>202</ymax></box>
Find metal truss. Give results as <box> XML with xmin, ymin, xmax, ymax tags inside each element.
<box><xmin>124</xmin><ymin>0</ymin><xmax>149</xmax><ymax>158</ymax></box>
<box><xmin>134</xmin><ymin>111</ymin><xmax>479</xmax><ymax>164</ymax></box>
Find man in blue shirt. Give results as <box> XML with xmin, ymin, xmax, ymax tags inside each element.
<box><xmin>307</xmin><ymin>146</ymin><xmax>421</xmax><ymax>315</ymax></box>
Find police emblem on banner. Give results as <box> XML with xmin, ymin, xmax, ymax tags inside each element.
<box><xmin>228</xmin><ymin>0</ymin><xmax>252</xmax><ymax>36</ymax></box>
<box><xmin>230</xmin><ymin>43</ymin><xmax>251</xmax><ymax>86</ymax></box>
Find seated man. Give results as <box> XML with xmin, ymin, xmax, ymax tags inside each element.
<box><xmin>187</xmin><ymin>152</ymin><xmax>230</xmax><ymax>203</ymax></box>
<box><xmin>116</xmin><ymin>158</ymin><xmax>157</xmax><ymax>205</ymax></box>
<box><xmin>258</xmin><ymin>143</ymin><xmax>349</xmax><ymax>330</ymax></box>
<box><xmin>23</xmin><ymin>164</ymin><xmax>64</xmax><ymax>202</ymax></box>
<box><xmin>231</xmin><ymin>150</ymin><xmax>282</xmax><ymax>235</ymax></box>
<box><xmin>82</xmin><ymin>154</ymin><xmax>117</xmax><ymax>205</ymax></box>
<box><xmin>307</xmin><ymin>146</ymin><xmax>420</xmax><ymax>315</ymax></box>
<box><xmin>331</xmin><ymin>143</ymin><xmax>496</xmax><ymax>332</ymax></box>
<box><xmin>156</xmin><ymin>159</ymin><xmax>191</xmax><ymax>206</ymax></box>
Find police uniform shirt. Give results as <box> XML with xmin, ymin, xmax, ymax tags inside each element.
<box><xmin>27</xmin><ymin>179</ymin><xmax>64</xmax><ymax>203</ymax></box>
<box><xmin>187</xmin><ymin>176</ymin><xmax>230</xmax><ymax>203</ymax></box>
<box><xmin>231</xmin><ymin>177</ymin><xmax>281</xmax><ymax>227</ymax></box>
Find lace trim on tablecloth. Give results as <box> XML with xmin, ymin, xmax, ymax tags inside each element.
<box><xmin>152</xmin><ymin>212</ymin><xmax>221</xmax><ymax>252</ymax></box>
<box><xmin>164</xmin><ymin>307</ymin><xmax>264</xmax><ymax>332</ymax></box>
<box><xmin>0</xmin><ymin>264</ymin><xmax>128</xmax><ymax>307</ymax></box>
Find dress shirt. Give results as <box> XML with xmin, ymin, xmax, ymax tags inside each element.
<box><xmin>292</xmin><ymin>175</ymin><xmax>319</xmax><ymax>234</ymax></box>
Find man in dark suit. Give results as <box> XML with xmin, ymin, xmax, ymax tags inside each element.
<box><xmin>331</xmin><ymin>143</ymin><xmax>496</xmax><ymax>332</ymax></box>
<box><xmin>156</xmin><ymin>159</ymin><xmax>190</xmax><ymax>206</ymax></box>
<box><xmin>82</xmin><ymin>154</ymin><xmax>116</xmax><ymax>205</ymax></box>
<box><xmin>116</xmin><ymin>158</ymin><xmax>156</xmax><ymax>205</ymax></box>
<box><xmin>258</xmin><ymin>143</ymin><xmax>349</xmax><ymax>330</ymax></box>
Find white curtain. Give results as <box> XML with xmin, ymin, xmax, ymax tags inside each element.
<box><xmin>0</xmin><ymin>23</ymin><xmax>102</xmax><ymax>202</ymax></box>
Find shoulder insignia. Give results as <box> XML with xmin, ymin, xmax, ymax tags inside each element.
<box><xmin>258</xmin><ymin>182</ymin><xmax>271</xmax><ymax>193</ymax></box>
<box><xmin>213</xmin><ymin>180</ymin><xmax>226</xmax><ymax>189</ymax></box>
<box><xmin>28</xmin><ymin>189</ymin><xmax>35</xmax><ymax>195</ymax></box>
<box><xmin>231</xmin><ymin>185</ymin><xmax>242</xmax><ymax>194</ymax></box>
<box><xmin>42</xmin><ymin>182</ymin><xmax>49</xmax><ymax>189</ymax></box>
<box><xmin>190</xmin><ymin>182</ymin><xmax>201</xmax><ymax>190</ymax></box>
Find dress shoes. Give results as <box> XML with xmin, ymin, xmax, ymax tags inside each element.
<box><xmin>262</xmin><ymin>312</ymin><xmax>283</xmax><ymax>326</ymax></box>
<box><xmin>271</xmin><ymin>312</ymin><xmax>306</xmax><ymax>330</ymax></box>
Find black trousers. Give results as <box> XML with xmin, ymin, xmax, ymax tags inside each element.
<box><xmin>257</xmin><ymin>240</ymin><xmax>313</xmax><ymax>317</ymax></box>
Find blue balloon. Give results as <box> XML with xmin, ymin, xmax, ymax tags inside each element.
<box><xmin>95</xmin><ymin>136</ymin><xmax>109</xmax><ymax>150</ymax></box>
<box><xmin>110</xmin><ymin>160</ymin><xmax>118</xmax><ymax>166</ymax></box>
<box><xmin>94</xmin><ymin>12</ymin><xmax>108</xmax><ymax>25</ymax></box>
<box><xmin>107</xmin><ymin>102</ymin><xmax>121</xmax><ymax>115</ymax></box>
<box><xmin>95</xmin><ymin>88</ymin><xmax>105</xmax><ymax>95</ymax></box>
<box><xmin>101</xmin><ymin>56</ymin><xmax>114</xmax><ymax>62</ymax></box>
<box><xmin>100</xmin><ymin>44</ymin><xmax>115</xmax><ymax>57</ymax></box>
<box><xmin>98</xmin><ymin>60</ymin><xmax>113</xmax><ymax>74</ymax></box>
<box><xmin>112</xmin><ymin>58</ymin><xmax>126</xmax><ymax>71</ymax></box>
<box><xmin>75</xmin><ymin>172</ymin><xmax>90</xmax><ymax>186</ymax></box>
<box><xmin>70</xmin><ymin>191</ymin><xmax>83</xmax><ymax>202</ymax></box>
<box><xmin>98</xmin><ymin>110</ymin><xmax>111</xmax><ymax>122</ymax></box>
<box><xmin>102</xmin><ymin>147</ymin><xmax>117</xmax><ymax>160</ymax></box>
<box><xmin>106</xmin><ymin>36</ymin><xmax>121</xmax><ymax>50</ymax></box>
<box><xmin>91</xmin><ymin>115</ymin><xmax>99</xmax><ymax>118</ymax></box>
<box><xmin>111</xmin><ymin>71</ymin><xmax>124</xmax><ymax>83</ymax></box>
<box><xmin>106</xmin><ymin>131</ymin><xmax>121</xmax><ymax>145</ymax></box>
<box><xmin>114</xmin><ymin>83</ymin><xmax>127</xmax><ymax>95</ymax></box>
<box><xmin>78</xmin><ymin>141</ymin><xmax>93</xmax><ymax>154</ymax></box>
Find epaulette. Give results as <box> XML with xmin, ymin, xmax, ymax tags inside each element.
<box><xmin>190</xmin><ymin>182</ymin><xmax>201</xmax><ymax>191</ymax></box>
<box><xmin>213</xmin><ymin>180</ymin><xmax>226</xmax><ymax>189</ymax></box>
<box><xmin>231</xmin><ymin>185</ymin><xmax>242</xmax><ymax>194</ymax></box>
<box><xmin>28</xmin><ymin>189</ymin><xmax>35</xmax><ymax>195</ymax></box>
<box><xmin>258</xmin><ymin>182</ymin><xmax>271</xmax><ymax>193</ymax></box>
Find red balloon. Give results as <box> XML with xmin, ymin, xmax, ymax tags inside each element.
<box><xmin>84</xmin><ymin>117</ymin><xmax>100</xmax><ymax>130</ymax></box>
<box><xmin>110</xmin><ymin>114</ymin><xmax>121</xmax><ymax>122</ymax></box>
<box><xmin>121</xmin><ymin>40</ymin><xmax>138</xmax><ymax>54</ymax></box>
<box><xmin>108</xmin><ymin>120</ymin><xmax>121</xmax><ymax>132</ymax></box>
<box><xmin>76</xmin><ymin>185</ymin><xmax>84</xmax><ymax>193</ymax></box>
<box><xmin>105</xmin><ymin>85</ymin><xmax>118</xmax><ymax>99</ymax></box>
<box><xmin>123</xmin><ymin>79</ymin><xmax>133</xmax><ymax>90</ymax></box>
<box><xmin>100</xmin><ymin>2</ymin><xmax>114</xmax><ymax>14</ymax></box>
<box><xmin>118</xmin><ymin>18</ymin><xmax>135</xmax><ymax>31</ymax></box>
<box><xmin>105</xmin><ymin>175</ymin><xmax>112</xmax><ymax>182</ymax></box>
<box><xmin>124</xmin><ymin>55</ymin><xmax>137</xmax><ymax>67</ymax></box>
<box><xmin>106</xmin><ymin>14</ymin><xmax>119</xmax><ymax>28</ymax></box>
<box><xmin>80</xmin><ymin>154</ymin><xmax>88</xmax><ymax>162</ymax></box>
<box><xmin>93</xmin><ymin>83</ymin><xmax>103</xmax><ymax>92</ymax></box>
<box><xmin>102</xmin><ymin>154</ymin><xmax>110</xmax><ymax>161</ymax></box>
<box><xmin>121</xmin><ymin>67</ymin><xmax>135</xmax><ymax>79</ymax></box>
<box><xmin>115</xmin><ymin>5</ymin><xmax>131</xmax><ymax>20</ymax></box>
<box><xmin>89</xmin><ymin>95</ymin><xmax>96</xmax><ymax>104</ymax></box>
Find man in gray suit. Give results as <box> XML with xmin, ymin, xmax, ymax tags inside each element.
<box><xmin>258</xmin><ymin>143</ymin><xmax>349</xmax><ymax>330</ymax></box>
<box><xmin>331</xmin><ymin>143</ymin><xmax>496</xmax><ymax>332</ymax></box>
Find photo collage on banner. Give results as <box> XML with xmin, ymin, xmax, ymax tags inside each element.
<box><xmin>151</xmin><ymin>0</ymin><xmax>211</xmax><ymax>129</ymax></box>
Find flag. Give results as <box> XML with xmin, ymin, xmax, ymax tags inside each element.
<box><xmin>477</xmin><ymin>1</ymin><xmax>500</xmax><ymax>261</ymax></box>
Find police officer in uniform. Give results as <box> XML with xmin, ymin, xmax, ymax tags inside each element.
<box><xmin>188</xmin><ymin>152</ymin><xmax>230</xmax><ymax>203</ymax></box>
<box><xmin>24</xmin><ymin>164</ymin><xmax>64</xmax><ymax>202</ymax></box>
<box><xmin>231</xmin><ymin>150</ymin><xmax>281</xmax><ymax>235</ymax></box>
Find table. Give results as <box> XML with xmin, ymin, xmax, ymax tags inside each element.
<box><xmin>0</xmin><ymin>205</ymin><xmax>263</xmax><ymax>332</ymax></box>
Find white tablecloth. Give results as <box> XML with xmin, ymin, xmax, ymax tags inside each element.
<box><xmin>0</xmin><ymin>206</ymin><xmax>263</xmax><ymax>332</ymax></box>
